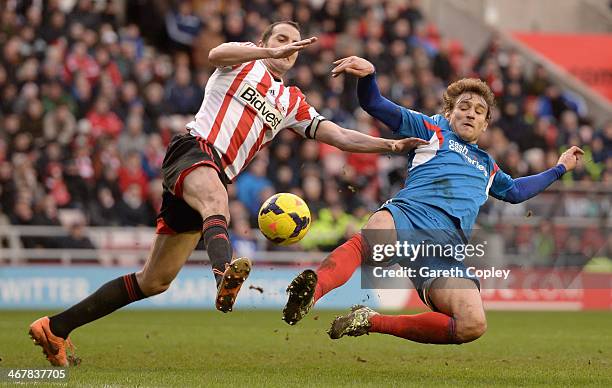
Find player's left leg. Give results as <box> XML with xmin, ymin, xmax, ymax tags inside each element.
<box><xmin>423</xmin><ymin>277</ymin><xmax>487</xmax><ymax>342</ymax></box>
<box><xmin>368</xmin><ymin>278</ymin><xmax>484</xmax><ymax>343</ymax></box>
<box><xmin>283</xmin><ymin>210</ymin><xmax>395</xmax><ymax>325</ymax></box>
<box><xmin>328</xmin><ymin>278</ymin><xmax>484</xmax><ymax>344</ymax></box>
<box><xmin>29</xmin><ymin>231</ymin><xmax>202</xmax><ymax>366</ymax></box>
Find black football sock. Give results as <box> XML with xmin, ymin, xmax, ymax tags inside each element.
<box><xmin>49</xmin><ymin>273</ymin><xmax>145</xmax><ymax>339</ymax></box>
<box><xmin>202</xmin><ymin>215</ymin><xmax>233</xmax><ymax>287</ymax></box>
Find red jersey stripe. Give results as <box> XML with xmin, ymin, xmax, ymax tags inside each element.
<box><xmin>295</xmin><ymin>96</ymin><xmax>312</xmax><ymax>121</ymax></box>
<box><xmin>423</xmin><ymin>119</ymin><xmax>445</xmax><ymax>145</ymax></box>
<box><xmin>275</xmin><ymin>84</ymin><xmax>284</xmax><ymax>108</ymax></box>
<box><xmin>243</xmin><ymin>120</ymin><xmax>270</xmax><ymax>171</ymax></box>
<box><xmin>223</xmin><ymin>71</ymin><xmax>272</xmax><ymax>166</ymax></box>
<box><xmin>208</xmin><ymin>61</ymin><xmax>256</xmax><ymax>144</ymax></box>
<box><xmin>287</xmin><ymin>87</ymin><xmax>299</xmax><ymax>115</ymax></box>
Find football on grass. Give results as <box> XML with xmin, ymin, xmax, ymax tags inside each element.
<box><xmin>258</xmin><ymin>193</ymin><xmax>311</xmax><ymax>245</ymax></box>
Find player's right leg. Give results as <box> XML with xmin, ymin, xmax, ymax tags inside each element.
<box><xmin>328</xmin><ymin>278</ymin><xmax>484</xmax><ymax>344</ymax></box>
<box><xmin>282</xmin><ymin>210</ymin><xmax>395</xmax><ymax>325</ymax></box>
<box><xmin>29</xmin><ymin>231</ymin><xmax>201</xmax><ymax>366</ymax></box>
<box><xmin>158</xmin><ymin>133</ymin><xmax>251</xmax><ymax>312</ymax></box>
<box><xmin>180</xmin><ymin>166</ymin><xmax>251</xmax><ymax>312</ymax></box>
<box><xmin>421</xmin><ymin>277</ymin><xmax>487</xmax><ymax>342</ymax></box>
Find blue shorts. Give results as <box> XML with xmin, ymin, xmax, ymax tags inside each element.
<box><xmin>379</xmin><ymin>198</ymin><xmax>480</xmax><ymax>311</ymax></box>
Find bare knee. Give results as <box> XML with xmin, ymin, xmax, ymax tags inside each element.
<box><xmin>363</xmin><ymin>210</ymin><xmax>397</xmax><ymax>247</ymax></box>
<box><xmin>427</xmin><ymin>278</ymin><xmax>486</xmax><ymax>343</ymax></box>
<box><xmin>454</xmin><ymin>315</ymin><xmax>487</xmax><ymax>343</ymax></box>
<box><xmin>135</xmin><ymin>270</ymin><xmax>172</xmax><ymax>296</ymax></box>
<box><xmin>185</xmin><ymin>181</ymin><xmax>225</xmax><ymax>213</ymax></box>
<box><xmin>196</xmin><ymin>194</ymin><xmax>227</xmax><ymax>219</ymax></box>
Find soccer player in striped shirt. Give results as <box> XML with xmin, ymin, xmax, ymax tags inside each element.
<box><xmin>28</xmin><ymin>22</ymin><xmax>425</xmax><ymax>366</ymax></box>
<box><xmin>283</xmin><ymin>56</ymin><xmax>584</xmax><ymax>345</ymax></box>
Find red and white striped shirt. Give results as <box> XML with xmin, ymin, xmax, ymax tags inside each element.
<box><xmin>186</xmin><ymin>42</ymin><xmax>323</xmax><ymax>181</ymax></box>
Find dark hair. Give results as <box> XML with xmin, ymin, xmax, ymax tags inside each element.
<box><xmin>442</xmin><ymin>78</ymin><xmax>496</xmax><ymax>121</ymax></box>
<box><xmin>260</xmin><ymin>21</ymin><xmax>300</xmax><ymax>44</ymax></box>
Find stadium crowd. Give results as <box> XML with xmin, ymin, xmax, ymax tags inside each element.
<box><xmin>0</xmin><ymin>0</ymin><xmax>609</xmax><ymax>259</ymax></box>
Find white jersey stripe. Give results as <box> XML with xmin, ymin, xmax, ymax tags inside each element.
<box><xmin>410</xmin><ymin>133</ymin><xmax>439</xmax><ymax>170</ymax></box>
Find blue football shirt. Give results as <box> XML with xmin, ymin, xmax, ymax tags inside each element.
<box><xmin>392</xmin><ymin>108</ymin><xmax>515</xmax><ymax>233</ymax></box>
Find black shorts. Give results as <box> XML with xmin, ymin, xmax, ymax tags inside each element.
<box><xmin>156</xmin><ymin>133</ymin><xmax>229</xmax><ymax>234</ymax></box>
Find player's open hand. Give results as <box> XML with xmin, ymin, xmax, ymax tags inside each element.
<box><xmin>557</xmin><ymin>146</ymin><xmax>585</xmax><ymax>171</ymax></box>
<box><xmin>391</xmin><ymin>137</ymin><xmax>429</xmax><ymax>153</ymax></box>
<box><xmin>270</xmin><ymin>37</ymin><xmax>318</xmax><ymax>59</ymax></box>
<box><xmin>331</xmin><ymin>56</ymin><xmax>375</xmax><ymax>78</ymax></box>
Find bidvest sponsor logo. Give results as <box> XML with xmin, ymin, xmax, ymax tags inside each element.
<box><xmin>449</xmin><ymin>139</ymin><xmax>488</xmax><ymax>177</ymax></box>
<box><xmin>239</xmin><ymin>84</ymin><xmax>283</xmax><ymax>131</ymax></box>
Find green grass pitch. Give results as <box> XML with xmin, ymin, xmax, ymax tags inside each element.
<box><xmin>1</xmin><ymin>310</ymin><xmax>610</xmax><ymax>387</ymax></box>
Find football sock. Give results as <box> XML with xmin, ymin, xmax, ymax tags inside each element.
<box><xmin>369</xmin><ymin>312</ymin><xmax>458</xmax><ymax>344</ymax></box>
<box><xmin>49</xmin><ymin>273</ymin><xmax>145</xmax><ymax>339</ymax></box>
<box><xmin>202</xmin><ymin>215</ymin><xmax>232</xmax><ymax>287</ymax></box>
<box><xmin>314</xmin><ymin>233</ymin><xmax>366</xmax><ymax>302</ymax></box>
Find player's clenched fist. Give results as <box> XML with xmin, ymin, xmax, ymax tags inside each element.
<box><xmin>557</xmin><ymin>146</ymin><xmax>585</xmax><ymax>172</ymax></box>
<box><xmin>331</xmin><ymin>56</ymin><xmax>376</xmax><ymax>78</ymax></box>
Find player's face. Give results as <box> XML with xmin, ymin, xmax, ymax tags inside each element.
<box><xmin>261</xmin><ymin>24</ymin><xmax>302</xmax><ymax>73</ymax></box>
<box><xmin>448</xmin><ymin>93</ymin><xmax>489</xmax><ymax>143</ymax></box>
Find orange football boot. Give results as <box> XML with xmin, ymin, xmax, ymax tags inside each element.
<box><xmin>215</xmin><ymin>257</ymin><xmax>252</xmax><ymax>312</ymax></box>
<box><xmin>29</xmin><ymin>316</ymin><xmax>79</xmax><ymax>367</ymax></box>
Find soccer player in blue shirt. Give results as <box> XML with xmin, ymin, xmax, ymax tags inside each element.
<box><xmin>283</xmin><ymin>56</ymin><xmax>584</xmax><ymax>344</ymax></box>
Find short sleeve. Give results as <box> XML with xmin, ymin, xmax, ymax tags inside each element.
<box><xmin>398</xmin><ymin>108</ymin><xmax>440</xmax><ymax>141</ymax></box>
<box><xmin>219</xmin><ymin>42</ymin><xmax>257</xmax><ymax>70</ymax></box>
<box><xmin>488</xmin><ymin>163</ymin><xmax>516</xmax><ymax>199</ymax></box>
<box><xmin>283</xmin><ymin>87</ymin><xmax>325</xmax><ymax>139</ymax></box>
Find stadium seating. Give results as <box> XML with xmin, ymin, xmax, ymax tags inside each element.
<box><xmin>0</xmin><ymin>0</ymin><xmax>608</xmax><ymax>262</ymax></box>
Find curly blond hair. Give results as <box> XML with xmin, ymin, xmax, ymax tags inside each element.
<box><xmin>442</xmin><ymin>78</ymin><xmax>495</xmax><ymax>121</ymax></box>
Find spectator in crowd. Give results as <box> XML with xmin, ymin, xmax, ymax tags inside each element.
<box><xmin>163</xmin><ymin>65</ymin><xmax>202</xmax><ymax>114</ymax></box>
<box><xmin>236</xmin><ymin>157</ymin><xmax>273</xmax><ymax>221</ymax></box>
<box><xmin>118</xmin><ymin>114</ymin><xmax>147</xmax><ymax>158</ymax></box>
<box><xmin>117</xmin><ymin>151</ymin><xmax>149</xmax><ymax>200</ymax></box>
<box><xmin>89</xmin><ymin>186</ymin><xmax>119</xmax><ymax>226</ymax></box>
<box><xmin>86</xmin><ymin>97</ymin><xmax>123</xmax><ymax>139</ymax></box>
<box><xmin>230</xmin><ymin>218</ymin><xmax>258</xmax><ymax>259</ymax></box>
<box><xmin>115</xmin><ymin>184</ymin><xmax>154</xmax><ymax>226</ymax></box>
<box><xmin>164</xmin><ymin>1</ymin><xmax>202</xmax><ymax>54</ymax></box>
<box><xmin>10</xmin><ymin>201</ymin><xmax>39</xmax><ymax>248</ymax></box>
<box><xmin>43</xmin><ymin>103</ymin><xmax>77</xmax><ymax>145</ymax></box>
<box><xmin>60</xmin><ymin>222</ymin><xmax>96</xmax><ymax>250</ymax></box>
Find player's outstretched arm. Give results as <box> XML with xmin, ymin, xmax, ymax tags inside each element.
<box><xmin>314</xmin><ymin>120</ymin><xmax>428</xmax><ymax>154</ymax></box>
<box><xmin>493</xmin><ymin>146</ymin><xmax>584</xmax><ymax>204</ymax></box>
<box><xmin>332</xmin><ymin>56</ymin><xmax>403</xmax><ymax>131</ymax></box>
<box><xmin>208</xmin><ymin>38</ymin><xmax>318</xmax><ymax>67</ymax></box>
